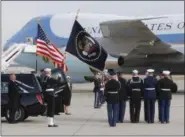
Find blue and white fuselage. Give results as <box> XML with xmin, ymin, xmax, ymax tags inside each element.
<box><xmin>3</xmin><ymin>13</ymin><xmax>184</xmax><ymax>83</ymax></box>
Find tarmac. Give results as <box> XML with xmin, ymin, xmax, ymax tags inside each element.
<box><xmin>1</xmin><ymin>66</ymin><xmax>184</xmax><ymax>136</ymax></box>
<box><xmin>1</xmin><ymin>92</ymin><xmax>184</xmax><ymax>136</ymax></box>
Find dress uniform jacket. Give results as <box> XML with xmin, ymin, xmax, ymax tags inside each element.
<box><xmin>104</xmin><ymin>79</ymin><xmax>121</xmax><ymax>104</ymax></box>
<box><xmin>118</xmin><ymin>77</ymin><xmax>128</xmax><ymax>101</ymax></box>
<box><xmin>156</xmin><ymin>77</ymin><xmax>174</xmax><ymax>100</ymax></box>
<box><xmin>127</xmin><ymin>77</ymin><xmax>144</xmax><ymax>123</ymax></box>
<box><xmin>127</xmin><ymin>77</ymin><xmax>144</xmax><ymax>100</ymax></box>
<box><xmin>42</xmin><ymin>76</ymin><xmax>59</xmax><ymax>117</ymax></box>
<box><xmin>143</xmin><ymin>76</ymin><xmax>157</xmax><ymax>100</ymax></box>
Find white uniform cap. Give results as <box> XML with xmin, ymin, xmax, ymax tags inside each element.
<box><xmin>44</xmin><ymin>68</ymin><xmax>51</xmax><ymax>72</ymax></box>
<box><xmin>162</xmin><ymin>70</ymin><xmax>170</xmax><ymax>75</ymax></box>
<box><xmin>147</xmin><ymin>69</ymin><xmax>155</xmax><ymax>73</ymax></box>
<box><xmin>132</xmin><ymin>70</ymin><xmax>138</xmax><ymax>74</ymax></box>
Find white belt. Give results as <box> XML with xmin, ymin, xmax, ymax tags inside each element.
<box><xmin>132</xmin><ymin>89</ymin><xmax>141</xmax><ymax>91</ymax></box>
<box><xmin>46</xmin><ymin>88</ymin><xmax>54</xmax><ymax>92</ymax></box>
<box><xmin>161</xmin><ymin>88</ymin><xmax>171</xmax><ymax>91</ymax></box>
<box><xmin>145</xmin><ymin>88</ymin><xmax>155</xmax><ymax>90</ymax></box>
<box><xmin>100</xmin><ymin>88</ymin><xmax>104</xmax><ymax>90</ymax></box>
<box><xmin>108</xmin><ymin>91</ymin><xmax>118</xmax><ymax>94</ymax></box>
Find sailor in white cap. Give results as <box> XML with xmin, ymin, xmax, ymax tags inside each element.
<box><xmin>43</xmin><ymin>68</ymin><xmax>58</xmax><ymax>127</ymax></box>
<box><xmin>143</xmin><ymin>69</ymin><xmax>157</xmax><ymax>123</ymax></box>
<box><xmin>127</xmin><ymin>69</ymin><xmax>143</xmax><ymax>123</ymax></box>
<box><xmin>156</xmin><ymin>70</ymin><xmax>176</xmax><ymax>124</ymax></box>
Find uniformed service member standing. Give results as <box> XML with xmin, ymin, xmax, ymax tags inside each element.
<box><xmin>93</xmin><ymin>73</ymin><xmax>102</xmax><ymax>108</ymax></box>
<box><xmin>42</xmin><ymin>68</ymin><xmax>58</xmax><ymax>127</ymax></box>
<box><xmin>156</xmin><ymin>70</ymin><xmax>174</xmax><ymax>123</ymax></box>
<box><xmin>127</xmin><ymin>70</ymin><xmax>143</xmax><ymax>123</ymax></box>
<box><xmin>143</xmin><ymin>69</ymin><xmax>157</xmax><ymax>123</ymax></box>
<box><xmin>117</xmin><ymin>72</ymin><xmax>128</xmax><ymax>123</ymax></box>
<box><xmin>104</xmin><ymin>69</ymin><xmax>121</xmax><ymax>127</ymax></box>
<box><xmin>144</xmin><ymin>71</ymin><xmax>148</xmax><ymax>122</ymax></box>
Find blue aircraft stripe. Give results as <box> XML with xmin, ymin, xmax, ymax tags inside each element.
<box><xmin>157</xmin><ymin>33</ymin><xmax>184</xmax><ymax>44</ymax></box>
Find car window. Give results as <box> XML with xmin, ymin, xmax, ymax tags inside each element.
<box><xmin>1</xmin><ymin>82</ymin><xmax>8</xmax><ymax>93</ymax></box>
<box><xmin>51</xmin><ymin>69</ymin><xmax>66</xmax><ymax>83</ymax></box>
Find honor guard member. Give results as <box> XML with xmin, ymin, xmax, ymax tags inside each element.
<box><xmin>127</xmin><ymin>70</ymin><xmax>143</xmax><ymax>123</ymax></box>
<box><xmin>42</xmin><ymin>68</ymin><xmax>58</xmax><ymax>127</ymax></box>
<box><xmin>144</xmin><ymin>71</ymin><xmax>149</xmax><ymax>122</ymax></box>
<box><xmin>8</xmin><ymin>73</ymin><xmax>21</xmax><ymax>123</ymax></box>
<box><xmin>104</xmin><ymin>69</ymin><xmax>121</xmax><ymax>127</ymax></box>
<box><xmin>117</xmin><ymin>72</ymin><xmax>128</xmax><ymax>123</ymax></box>
<box><xmin>93</xmin><ymin>72</ymin><xmax>102</xmax><ymax>108</ymax></box>
<box><xmin>156</xmin><ymin>70</ymin><xmax>174</xmax><ymax>123</ymax></box>
<box><xmin>143</xmin><ymin>69</ymin><xmax>157</xmax><ymax>123</ymax></box>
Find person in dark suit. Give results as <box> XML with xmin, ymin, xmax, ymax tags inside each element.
<box><xmin>8</xmin><ymin>73</ymin><xmax>21</xmax><ymax>123</ymax></box>
<box><xmin>63</xmin><ymin>76</ymin><xmax>72</xmax><ymax>115</ymax></box>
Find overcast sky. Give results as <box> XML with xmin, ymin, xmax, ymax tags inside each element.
<box><xmin>2</xmin><ymin>1</ymin><xmax>184</xmax><ymax>45</ymax></box>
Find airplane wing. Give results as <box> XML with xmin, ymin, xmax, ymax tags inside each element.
<box><xmin>99</xmin><ymin>19</ymin><xmax>179</xmax><ymax>58</ymax></box>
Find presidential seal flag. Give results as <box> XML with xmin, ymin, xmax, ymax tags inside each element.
<box><xmin>65</xmin><ymin>20</ymin><xmax>108</xmax><ymax>71</ymax></box>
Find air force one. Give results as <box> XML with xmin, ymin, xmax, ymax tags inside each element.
<box><xmin>3</xmin><ymin>13</ymin><xmax>184</xmax><ymax>83</ymax></box>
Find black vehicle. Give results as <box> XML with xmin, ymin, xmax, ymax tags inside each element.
<box><xmin>1</xmin><ymin>73</ymin><xmax>46</xmax><ymax>122</ymax></box>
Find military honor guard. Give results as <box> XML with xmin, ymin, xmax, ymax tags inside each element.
<box><xmin>93</xmin><ymin>72</ymin><xmax>102</xmax><ymax>108</ymax></box>
<box><xmin>143</xmin><ymin>69</ymin><xmax>157</xmax><ymax>123</ymax></box>
<box><xmin>156</xmin><ymin>70</ymin><xmax>174</xmax><ymax>124</ymax></box>
<box><xmin>104</xmin><ymin>69</ymin><xmax>121</xmax><ymax>127</ymax></box>
<box><xmin>127</xmin><ymin>70</ymin><xmax>143</xmax><ymax>123</ymax></box>
<box><xmin>42</xmin><ymin>68</ymin><xmax>58</xmax><ymax>127</ymax></box>
<box><xmin>117</xmin><ymin>72</ymin><xmax>128</xmax><ymax>123</ymax></box>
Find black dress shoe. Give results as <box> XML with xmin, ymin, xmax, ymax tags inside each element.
<box><xmin>48</xmin><ymin>124</ymin><xmax>58</xmax><ymax>127</ymax></box>
<box><xmin>55</xmin><ymin>113</ymin><xmax>60</xmax><ymax>115</ymax></box>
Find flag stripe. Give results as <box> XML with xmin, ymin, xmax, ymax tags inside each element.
<box><xmin>37</xmin><ymin>43</ymin><xmax>64</xmax><ymax>59</ymax></box>
<box><xmin>36</xmin><ymin>48</ymin><xmax>64</xmax><ymax>63</ymax></box>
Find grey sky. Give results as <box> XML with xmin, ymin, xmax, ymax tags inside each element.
<box><xmin>2</xmin><ymin>1</ymin><xmax>184</xmax><ymax>45</ymax></box>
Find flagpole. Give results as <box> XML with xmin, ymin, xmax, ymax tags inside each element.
<box><xmin>35</xmin><ymin>17</ymin><xmax>41</xmax><ymax>73</ymax></box>
<box><xmin>64</xmin><ymin>9</ymin><xmax>80</xmax><ymax>63</ymax></box>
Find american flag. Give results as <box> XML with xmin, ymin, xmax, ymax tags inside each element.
<box><xmin>36</xmin><ymin>23</ymin><xmax>68</xmax><ymax>72</ymax></box>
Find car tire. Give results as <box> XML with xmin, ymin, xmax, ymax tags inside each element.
<box><xmin>5</xmin><ymin>106</ymin><xmax>25</xmax><ymax>122</ymax></box>
<box><xmin>23</xmin><ymin>113</ymin><xmax>29</xmax><ymax>121</ymax></box>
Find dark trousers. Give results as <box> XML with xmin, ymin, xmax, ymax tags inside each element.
<box><xmin>158</xmin><ymin>100</ymin><xmax>161</xmax><ymax>121</ymax></box>
<box><xmin>46</xmin><ymin>94</ymin><xmax>55</xmax><ymax>117</ymax></box>
<box><xmin>55</xmin><ymin>96</ymin><xmax>63</xmax><ymax>114</ymax></box>
<box><xmin>144</xmin><ymin>99</ymin><xmax>148</xmax><ymax>122</ymax></box>
<box><xmin>129</xmin><ymin>99</ymin><xmax>141</xmax><ymax>123</ymax></box>
<box><xmin>8</xmin><ymin>100</ymin><xmax>19</xmax><ymax>123</ymax></box>
<box><xmin>146</xmin><ymin>99</ymin><xmax>156</xmax><ymax>123</ymax></box>
<box><xmin>107</xmin><ymin>103</ymin><xmax>119</xmax><ymax>127</ymax></box>
<box><xmin>159</xmin><ymin>99</ymin><xmax>171</xmax><ymax>123</ymax></box>
<box><xmin>94</xmin><ymin>90</ymin><xmax>102</xmax><ymax>108</ymax></box>
<box><xmin>8</xmin><ymin>107</ymin><xmax>17</xmax><ymax>123</ymax></box>
<box><xmin>117</xmin><ymin>100</ymin><xmax>126</xmax><ymax>123</ymax></box>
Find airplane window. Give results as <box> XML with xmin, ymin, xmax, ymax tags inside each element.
<box><xmin>1</xmin><ymin>82</ymin><xmax>8</xmax><ymax>93</ymax></box>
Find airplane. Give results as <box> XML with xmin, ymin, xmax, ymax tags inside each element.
<box><xmin>3</xmin><ymin>13</ymin><xmax>184</xmax><ymax>83</ymax></box>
